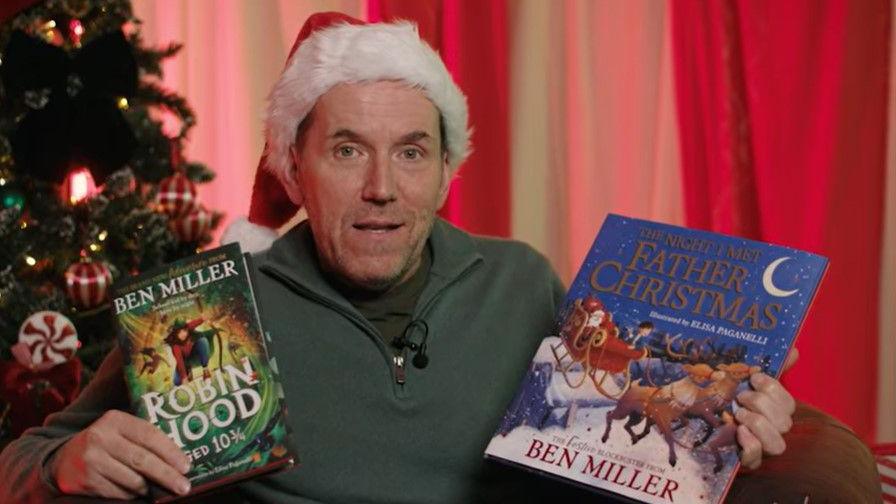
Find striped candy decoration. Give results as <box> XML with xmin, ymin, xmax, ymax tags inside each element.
<box><xmin>155</xmin><ymin>173</ymin><xmax>198</xmax><ymax>217</ymax></box>
<box><xmin>169</xmin><ymin>205</ymin><xmax>212</xmax><ymax>242</ymax></box>
<box><xmin>17</xmin><ymin>311</ymin><xmax>79</xmax><ymax>367</ymax></box>
<box><xmin>64</xmin><ymin>261</ymin><xmax>112</xmax><ymax>309</ymax></box>
<box><xmin>875</xmin><ymin>444</ymin><xmax>896</xmax><ymax>503</ymax></box>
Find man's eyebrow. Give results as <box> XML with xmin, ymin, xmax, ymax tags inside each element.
<box><xmin>330</xmin><ymin>129</ymin><xmax>434</xmax><ymax>144</ymax></box>
<box><xmin>398</xmin><ymin>131</ymin><xmax>433</xmax><ymax>144</ymax></box>
<box><xmin>330</xmin><ymin>129</ymin><xmax>365</xmax><ymax>141</ymax></box>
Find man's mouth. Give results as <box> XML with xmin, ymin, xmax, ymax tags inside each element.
<box><xmin>352</xmin><ymin>220</ymin><xmax>403</xmax><ymax>233</ymax></box>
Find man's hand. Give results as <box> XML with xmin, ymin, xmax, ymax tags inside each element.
<box><xmin>734</xmin><ymin>348</ymin><xmax>798</xmax><ymax>470</ymax></box>
<box><xmin>49</xmin><ymin>410</ymin><xmax>191</xmax><ymax>499</ymax></box>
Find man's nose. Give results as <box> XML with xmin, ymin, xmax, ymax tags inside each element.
<box><xmin>361</xmin><ymin>153</ymin><xmax>397</xmax><ymax>204</ymax></box>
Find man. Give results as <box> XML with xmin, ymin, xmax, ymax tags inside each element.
<box><xmin>0</xmin><ymin>13</ymin><xmax>796</xmax><ymax>502</ymax></box>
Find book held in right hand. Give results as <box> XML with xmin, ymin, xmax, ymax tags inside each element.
<box><xmin>111</xmin><ymin>243</ymin><xmax>295</xmax><ymax>502</ymax></box>
<box><xmin>485</xmin><ymin>214</ymin><xmax>827</xmax><ymax>504</ymax></box>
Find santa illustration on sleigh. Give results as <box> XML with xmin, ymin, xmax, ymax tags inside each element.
<box><xmin>551</xmin><ymin>295</ymin><xmax>647</xmax><ymax>398</ymax></box>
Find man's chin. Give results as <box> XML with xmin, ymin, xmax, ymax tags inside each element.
<box><xmin>325</xmin><ymin>245</ymin><xmax>424</xmax><ymax>292</ymax></box>
<box><xmin>335</xmin><ymin>262</ymin><xmax>407</xmax><ymax>293</ymax></box>
<box><xmin>341</xmin><ymin>272</ymin><xmax>403</xmax><ymax>293</ymax></box>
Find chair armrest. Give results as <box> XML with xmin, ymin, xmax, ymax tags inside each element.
<box><xmin>726</xmin><ymin>401</ymin><xmax>882</xmax><ymax>503</ymax></box>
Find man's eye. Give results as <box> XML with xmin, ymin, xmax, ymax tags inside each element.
<box><xmin>336</xmin><ymin>146</ymin><xmax>358</xmax><ymax>158</ymax></box>
<box><xmin>401</xmin><ymin>149</ymin><xmax>422</xmax><ymax>160</ymax></box>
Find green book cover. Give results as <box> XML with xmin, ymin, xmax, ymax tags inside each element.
<box><xmin>111</xmin><ymin>243</ymin><xmax>295</xmax><ymax>501</ymax></box>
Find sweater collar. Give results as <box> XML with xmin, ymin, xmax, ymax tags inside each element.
<box><xmin>258</xmin><ymin>218</ymin><xmax>482</xmax><ymax>309</ymax></box>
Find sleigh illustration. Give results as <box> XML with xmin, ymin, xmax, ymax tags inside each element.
<box><xmin>550</xmin><ymin>297</ymin><xmax>647</xmax><ymax>398</ymax></box>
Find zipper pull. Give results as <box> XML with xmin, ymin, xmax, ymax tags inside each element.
<box><xmin>393</xmin><ymin>354</ymin><xmax>406</xmax><ymax>385</ymax></box>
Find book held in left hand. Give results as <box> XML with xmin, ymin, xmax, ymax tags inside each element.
<box><xmin>485</xmin><ymin>214</ymin><xmax>827</xmax><ymax>503</ymax></box>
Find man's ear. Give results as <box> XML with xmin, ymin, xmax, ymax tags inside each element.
<box><xmin>281</xmin><ymin>147</ymin><xmax>304</xmax><ymax>204</ymax></box>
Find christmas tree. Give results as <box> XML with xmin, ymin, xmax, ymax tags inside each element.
<box><xmin>0</xmin><ymin>0</ymin><xmax>222</xmax><ymax>444</ymax></box>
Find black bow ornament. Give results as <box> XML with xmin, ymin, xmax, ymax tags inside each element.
<box><xmin>0</xmin><ymin>28</ymin><xmax>138</xmax><ymax>184</ymax></box>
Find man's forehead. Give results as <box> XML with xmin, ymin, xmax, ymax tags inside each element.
<box><xmin>313</xmin><ymin>81</ymin><xmax>440</xmax><ymax>125</ymax></box>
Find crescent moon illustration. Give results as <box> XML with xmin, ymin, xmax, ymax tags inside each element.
<box><xmin>762</xmin><ymin>257</ymin><xmax>799</xmax><ymax>297</ymax></box>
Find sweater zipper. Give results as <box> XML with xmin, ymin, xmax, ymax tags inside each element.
<box><xmin>262</xmin><ymin>266</ymin><xmax>420</xmax><ymax>394</ymax></box>
<box><xmin>392</xmin><ymin>353</ymin><xmax>407</xmax><ymax>384</ymax></box>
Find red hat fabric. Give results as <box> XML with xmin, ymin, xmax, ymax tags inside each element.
<box><xmin>248</xmin><ymin>12</ymin><xmax>364</xmax><ymax>229</ymax></box>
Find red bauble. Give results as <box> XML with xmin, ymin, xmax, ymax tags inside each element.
<box><xmin>170</xmin><ymin>205</ymin><xmax>212</xmax><ymax>242</ymax></box>
<box><xmin>155</xmin><ymin>173</ymin><xmax>198</xmax><ymax>217</ymax></box>
<box><xmin>60</xmin><ymin>166</ymin><xmax>98</xmax><ymax>205</ymax></box>
<box><xmin>64</xmin><ymin>261</ymin><xmax>112</xmax><ymax>309</ymax></box>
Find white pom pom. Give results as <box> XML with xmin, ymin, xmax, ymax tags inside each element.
<box><xmin>220</xmin><ymin>217</ymin><xmax>278</xmax><ymax>254</ymax></box>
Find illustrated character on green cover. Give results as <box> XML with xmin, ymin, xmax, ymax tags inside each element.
<box><xmin>164</xmin><ymin>318</ymin><xmax>222</xmax><ymax>385</ymax></box>
<box><xmin>137</xmin><ymin>347</ymin><xmax>170</xmax><ymax>376</ymax></box>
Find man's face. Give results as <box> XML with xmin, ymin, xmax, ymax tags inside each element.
<box><xmin>285</xmin><ymin>81</ymin><xmax>451</xmax><ymax>291</ymax></box>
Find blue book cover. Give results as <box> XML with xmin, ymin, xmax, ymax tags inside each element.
<box><xmin>485</xmin><ymin>214</ymin><xmax>827</xmax><ymax>504</ymax></box>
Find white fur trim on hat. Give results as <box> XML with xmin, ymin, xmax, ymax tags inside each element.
<box><xmin>220</xmin><ymin>217</ymin><xmax>279</xmax><ymax>254</ymax></box>
<box><xmin>264</xmin><ymin>21</ymin><xmax>471</xmax><ymax>189</ymax></box>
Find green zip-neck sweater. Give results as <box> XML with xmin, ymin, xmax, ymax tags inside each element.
<box><xmin>240</xmin><ymin>218</ymin><xmax>567</xmax><ymax>503</ymax></box>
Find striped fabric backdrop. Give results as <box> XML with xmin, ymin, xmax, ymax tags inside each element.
<box><xmin>132</xmin><ymin>0</ymin><xmax>895</xmax><ymax>445</ymax></box>
<box><xmin>875</xmin><ymin>444</ymin><xmax>896</xmax><ymax>502</ymax></box>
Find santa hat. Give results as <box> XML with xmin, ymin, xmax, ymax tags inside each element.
<box><xmin>582</xmin><ymin>296</ymin><xmax>605</xmax><ymax>314</ymax></box>
<box><xmin>222</xmin><ymin>12</ymin><xmax>471</xmax><ymax>253</ymax></box>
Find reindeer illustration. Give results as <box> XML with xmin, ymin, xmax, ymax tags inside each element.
<box><xmin>700</xmin><ymin>410</ymin><xmax>739</xmax><ymax>473</ymax></box>
<box><xmin>677</xmin><ymin>362</ymin><xmax>761</xmax><ymax>446</ymax></box>
<box><xmin>600</xmin><ymin>363</ymin><xmax>720</xmax><ymax>467</ymax></box>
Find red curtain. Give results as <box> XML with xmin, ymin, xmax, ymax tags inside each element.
<box><xmin>672</xmin><ymin>0</ymin><xmax>889</xmax><ymax>441</ymax></box>
<box><xmin>367</xmin><ymin>0</ymin><xmax>511</xmax><ymax>237</ymax></box>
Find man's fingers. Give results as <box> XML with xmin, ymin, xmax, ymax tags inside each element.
<box><xmin>736</xmin><ymin>424</ymin><xmax>762</xmax><ymax>470</ymax></box>
<box><xmin>97</xmin><ymin>455</ymin><xmax>148</xmax><ymax>496</ymax></box>
<box><xmin>51</xmin><ymin>409</ymin><xmax>191</xmax><ymax>499</ymax></box>
<box><xmin>734</xmin><ymin>408</ymin><xmax>786</xmax><ymax>456</ymax></box>
<box><xmin>81</xmin><ymin>471</ymin><xmax>138</xmax><ymax>501</ymax></box>
<box><xmin>77</xmin><ymin>435</ymin><xmax>146</xmax><ymax>496</ymax></box>
<box><xmin>782</xmin><ymin>347</ymin><xmax>799</xmax><ymax>373</ymax></box>
<box><xmin>733</xmin><ymin>374</ymin><xmax>796</xmax><ymax>472</ymax></box>
<box><xmin>99</xmin><ymin>411</ymin><xmax>191</xmax><ymax>495</ymax></box>
<box><xmin>735</xmin><ymin>389</ymin><xmax>791</xmax><ymax>434</ymax></box>
<box><xmin>115</xmin><ymin>412</ymin><xmax>191</xmax><ymax>474</ymax></box>
<box><xmin>107</xmin><ymin>435</ymin><xmax>191</xmax><ymax>496</ymax></box>
<box><xmin>749</xmin><ymin>373</ymin><xmax>796</xmax><ymax>416</ymax></box>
